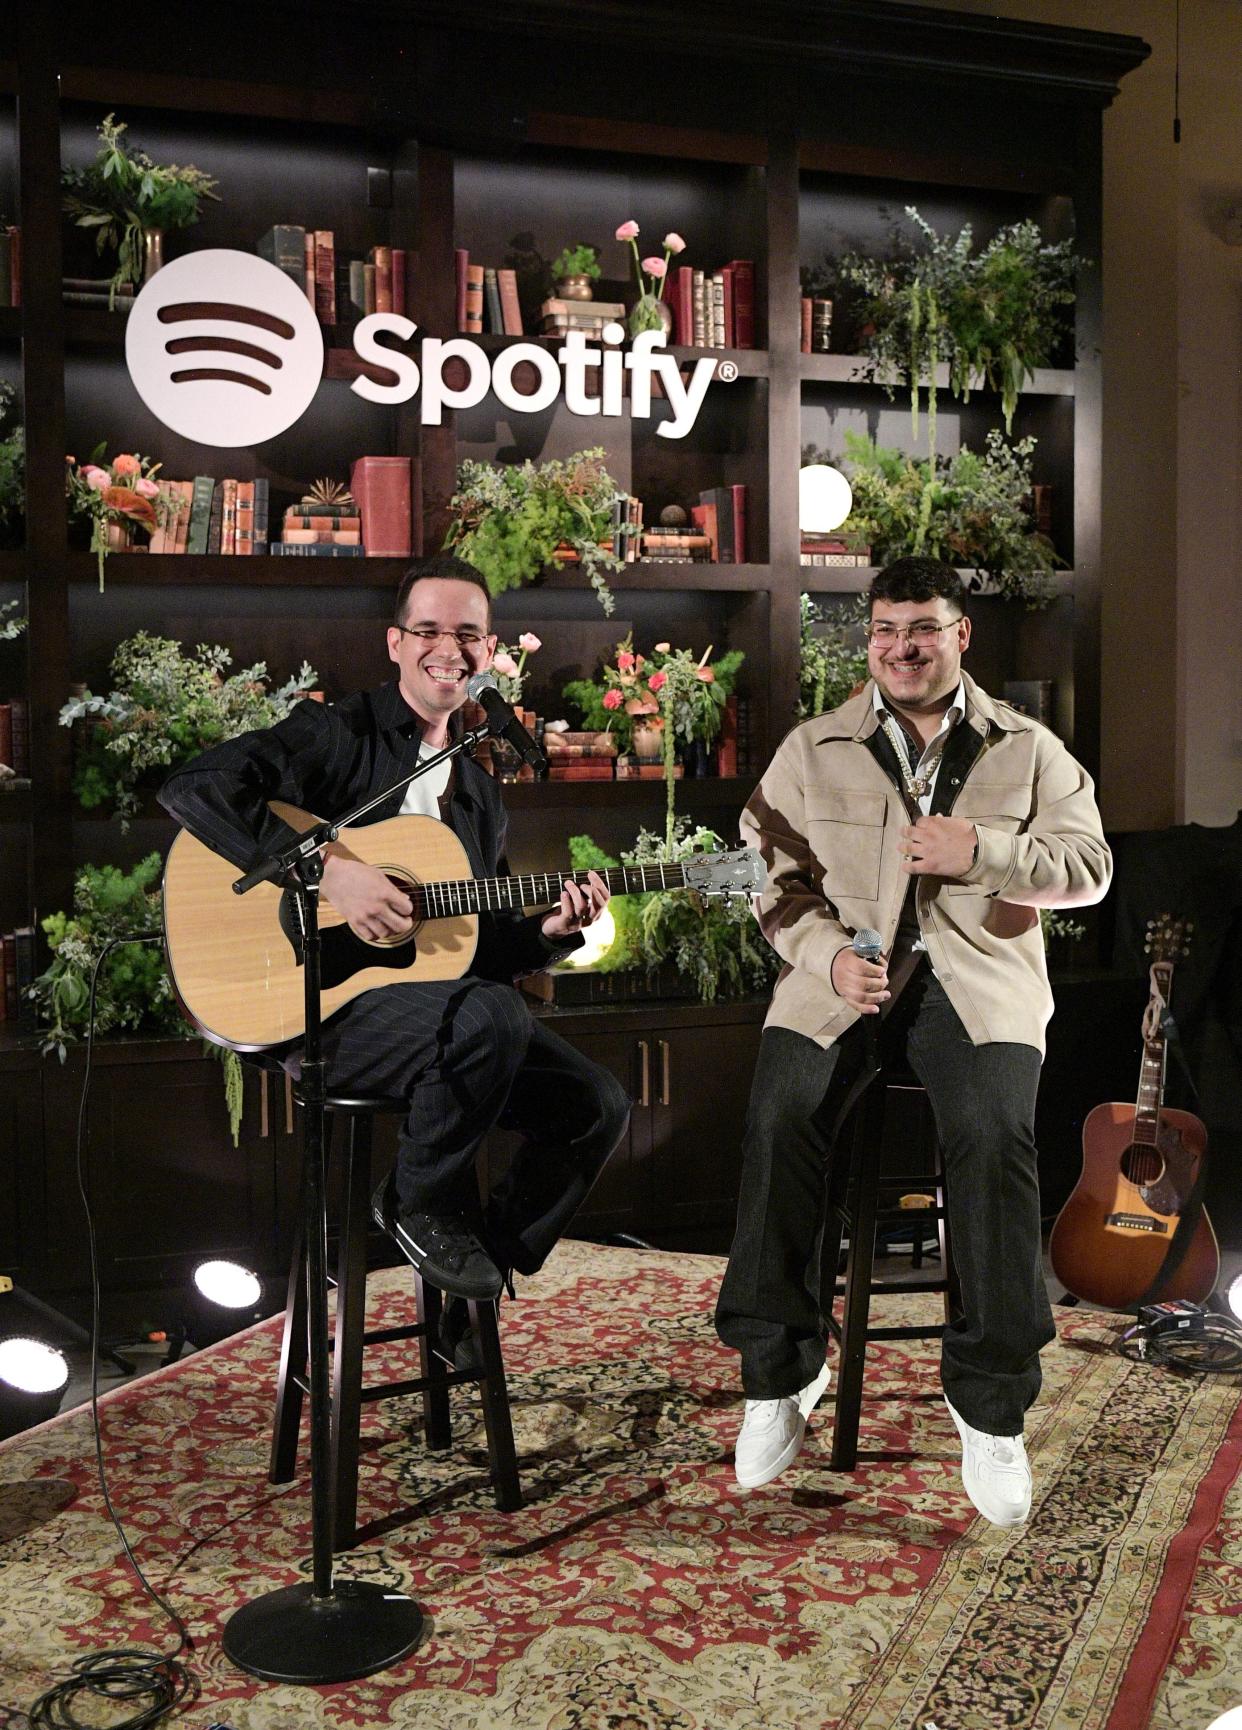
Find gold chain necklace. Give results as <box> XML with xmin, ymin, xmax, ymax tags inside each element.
<box><xmin>879</xmin><ymin>711</ymin><xmax>945</xmax><ymax>803</ymax></box>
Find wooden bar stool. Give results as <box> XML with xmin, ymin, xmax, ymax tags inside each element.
<box><xmin>820</xmin><ymin>1062</ymin><xmax>961</xmax><ymax>1471</ymax></box>
<box><xmin>269</xmin><ymin>1090</ymin><xmax>521</xmax><ymax>1550</ymax></box>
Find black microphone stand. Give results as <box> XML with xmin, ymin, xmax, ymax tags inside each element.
<box><xmin>221</xmin><ymin>720</ymin><xmax>491</xmax><ymax>1684</ymax></box>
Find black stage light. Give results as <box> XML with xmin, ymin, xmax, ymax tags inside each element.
<box><xmin>184</xmin><ymin>1258</ymin><xmax>266</xmax><ymax>1349</ymax></box>
<box><xmin>0</xmin><ymin>1335</ymin><xmax>71</xmax><ymax>1438</ymax></box>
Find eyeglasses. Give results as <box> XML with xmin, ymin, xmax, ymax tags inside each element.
<box><xmin>867</xmin><ymin>619</ymin><xmax>962</xmax><ymax>647</ymax></box>
<box><xmin>395</xmin><ymin>625</ymin><xmax>491</xmax><ymax>649</ymax></box>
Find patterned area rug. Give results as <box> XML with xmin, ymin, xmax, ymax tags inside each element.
<box><xmin>1</xmin><ymin>1240</ymin><xmax>1239</xmax><ymax>1730</ymax></box>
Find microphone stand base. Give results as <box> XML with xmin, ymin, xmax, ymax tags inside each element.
<box><xmin>223</xmin><ymin>1579</ymin><xmax>424</xmax><ymax>1684</ymax></box>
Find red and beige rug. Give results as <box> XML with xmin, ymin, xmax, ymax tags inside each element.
<box><xmin>1</xmin><ymin>1240</ymin><xmax>1239</xmax><ymax>1730</ymax></box>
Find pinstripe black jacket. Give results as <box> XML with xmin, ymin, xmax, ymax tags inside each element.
<box><xmin>158</xmin><ymin>679</ymin><xmax>578</xmax><ymax>982</ymax></box>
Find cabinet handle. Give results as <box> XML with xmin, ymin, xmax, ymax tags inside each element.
<box><xmin>259</xmin><ymin>1071</ymin><xmax>270</xmax><ymax>1140</ymax></box>
<box><xmin>658</xmin><ymin>1039</ymin><xmax>671</xmax><ymax>1107</ymax></box>
<box><xmin>284</xmin><ymin>1073</ymin><xmax>294</xmax><ymax>1135</ymax></box>
<box><xmin>638</xmin><ymin>1039</ymin><xmax>650</xmax><ymax>1108</ymax></box>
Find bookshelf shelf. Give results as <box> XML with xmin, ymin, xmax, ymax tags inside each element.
<box><xmin>65</xmin><ymin>551</ymin><xmax>411</xmax><ymax>587</ymax></box>
<box><xmin>798</xmin><ymin>353</ymin><xmax>1076</xmax><ymax>398</ymax></box>
<box><xmin>799</xmin><ymin>568</ymin><xmax>1076</xmax><ymax>596</ymax></box>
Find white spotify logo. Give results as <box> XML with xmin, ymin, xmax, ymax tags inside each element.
<box><xmin>125</xmin><ymin>250</ymin><xmax>324</xmax><ymax>447</ymax></box>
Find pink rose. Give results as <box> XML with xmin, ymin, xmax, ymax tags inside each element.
<box><xmin>647</xmin><ymin>670</ymin><xmax>668</xmax><ymax>692</ymax></box>
<box><xmin>601</xmin><ymin>688</ymin><xmax>624</xmax><ymax>710</ymax></box>
<box><xmin>518</xmin><ymin>631</ymin><xmax>541</xmax><ymax>653</ymax></box>
<box><xmin>493</xmin><ymin>652</ymin><xmax>519</xmax><ymax>676</ymax></box>
<box><xmin>616</xmin><ymin>650</ymin><xmax>634</xmax><ymax>671</ymax></box>
<box><xmin>641</xmin><ymin>257</ymin><xmax>667</xmax><ymax>279</ymax></box>
<box><xmin>663</xmin><ymin>233</ymin><xmax>686</xmax><ymax>254</ymax></box>
<box><xmin>83</xmin><ymin>466</ymin><xmax>110</xmax><ymax>491</ymax></box>
<box><xmin>615</xmin><ymin>221</ymin><xmax>640</xmax><ymax>241</ymax></box>
<box><xmin>653</xmin><ymin>641</ymin><xmax>670</xmax><ymax>653</ymax></box>
<box><xmin>134</xmin><ymin>476</ymin><xmax>160</xmax><ymax>497</ymax></box>
<box><xmin>695</xmin><ymin>666</ymin><xmax>715</xmax><ymax>682</ymax></box>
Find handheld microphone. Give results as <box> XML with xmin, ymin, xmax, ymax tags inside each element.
<box><xmin>852</xmin><ymin>927</ymin><xmax>884</xmax><ymax>963</ymax></box>
<box><xmin>467</xmin><ymin>671</ymin><xmax>547</xmax><ymax>772</ymax></box>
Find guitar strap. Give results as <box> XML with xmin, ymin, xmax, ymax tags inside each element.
<box><xmin>1132</xmin><ymin>1004</ymin><xmax>1210</xmax><ymax>1311</ymax></box>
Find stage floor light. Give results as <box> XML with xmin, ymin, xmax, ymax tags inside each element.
<box><xmin>1226</xmin><ymin>1273</ymin><xmax>1242</xmax><ymax>1323</ymax></box>
<box><xmin>0</xmin><ymin>1336</ymin><xmax>71</xmax><ymax>1438</ymax></box>
<box><xmin>185</xmin><ymin>1259</ymin><xmax>266</xmax><ymax>1350</ymax></box>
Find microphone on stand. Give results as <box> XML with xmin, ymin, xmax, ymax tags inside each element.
<box><xmin>467</xmin><ymin>671</ymin><xmax>547</xmax><ymax>772</ymax></box>
<box><xmin>852</xmin><ymin>927</ymin><xmax>884</xmax><ymax>963</ymax></box>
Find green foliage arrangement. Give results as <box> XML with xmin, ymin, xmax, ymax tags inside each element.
<box><xmin>443</xmin><ymin>449</ymin><xmax>627</xmax><ymax>615</ymax></box>
<box><xmin>0</xmin><ymin>382</ymin><xmax>24</xmax><ymax>546</ymax></box>
<box><xmin>797</xmin><ymin>594</ymin><xmax>868</xmax><ymax>718</ymax></box>
<box><xmin>0</xmin><ymin>598</ymin><xmax>26</xmax><ymax>642</ymax></box>
<box><xmin>838</xmin><ymin>207</ymin><xmax>1079</xmax><ymax>451</ymax></box>
<box><xmin>62</xmin><ymin>113</ymin><xmax>220</xmax><ymax>299</ymax></box>
<box><xmin>30</xmin><ymin>854</ymin><xmax>244</xmax><ymax>1143</ymax></box>
<box><xmin>550</xmin><ymin>243</ymin><xmax>601</xmax><ymax>282</ymax></box>
<box><xmin>838</xmin><ymin>429</ymin><xmax>1061</xmax><ymax>608</ymax></box>
<box><xmin>61</xmin><ymin>631</ymin><xmax>318</xmax><ymax>826</ymax></box>
<box><xmin>567</xmin><ymin>823</ymin><xmax>778</xmax><ymax>1004</ymax></box>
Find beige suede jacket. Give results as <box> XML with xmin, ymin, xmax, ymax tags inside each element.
<box><xmin>740</xmin><ymin>672</ymin><xmax>1112</xmax><ymax>1056</ymax></box>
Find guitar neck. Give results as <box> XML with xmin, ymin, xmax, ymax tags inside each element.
<box><xmin>1133</xmin><ymin>959</ymin><xmax>1173</xmax><ymax>1146</ymax></box>
<box><xmin>413</xmin><ymin>862</ymin><xmax>693</xmax><ymax>919</ymax></box>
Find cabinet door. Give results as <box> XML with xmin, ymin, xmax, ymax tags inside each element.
<box><xmin>530</xmin><ymin>1027</ymin><xmax>651</xmax><ymax>1241</ymax></box>
<box><xmin>41</xmin><ymin>1044</ymin><xmax>282</xmax><ymax>1296</ymax></box>
<box><xmin>644</xmin><ymin>1021</ymin><xmax>761</xmax><ymax>1249</ymax></box>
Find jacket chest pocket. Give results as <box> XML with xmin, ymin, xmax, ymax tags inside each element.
<box><xmin>805</xmin><ymin>789</ymin><xmax>888</xmax><ymax>902</ymax></box>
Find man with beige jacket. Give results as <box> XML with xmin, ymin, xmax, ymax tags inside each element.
<box><xmin>716</xmin><ymin>557</ymin><xmax>1111</xmax><ymax>1525</ymax></box>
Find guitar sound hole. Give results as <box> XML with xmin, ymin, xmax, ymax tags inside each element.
<box><xmin>1120</xmin><ymin>1145</ymin><xmax>1165</xmax><ymax>1188</ymax></box>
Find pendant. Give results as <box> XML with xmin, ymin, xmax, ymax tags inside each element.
<box><xmin>909</xmin><ymin>776</ymin><xmax>928</xmax><ymax>797</ymax></box>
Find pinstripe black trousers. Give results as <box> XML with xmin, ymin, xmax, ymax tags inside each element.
<box><xmin>319</xmin><ymin>976</ymin><xmax>630</xmax><ymax>1273</ymax></box>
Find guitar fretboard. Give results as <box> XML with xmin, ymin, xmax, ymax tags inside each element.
<box><xmin>1132</xmin><ymin>959</ymin><xmax>1174</xmax><ymax>1148</ymax></box>
<box><xmin>411</xmin><ymin>864</ymin><xmax>692</xmax><ymax>920</ymax></box>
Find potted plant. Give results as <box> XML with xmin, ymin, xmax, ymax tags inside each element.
<box><xmin>836</xmin><ymin>428</ymin><xmax>1062</xmax><ymax>607</ymax></box>
<box><xmin>797</xmin><ymin>594</ymin><xmax>869</xmax><ymax>717</ymax></box>
<box><xmin>616</xmin><ymin>220</ymin><xmax>684</xmax><ymax>338</ymax></box>
<box><xmin>443</xmin><ymin>447</ymin><xmax>628</xmax><ymax>614</ymax></box>
<box><xmin>60</xmin><ymin>630</ymin><xmax>319</xmax><ymax>827</ymax></box>
<box><xmin>62</xmin><ymin>113</ymin><xmax>220</xmax><ymax>301</ymax></box>
<box><xmin>65</xmin><ymin>445</ymin><xmax>178</xmax><ymax>590</ymax></box>
<box><xmin>838</xmin><ymin>207</ymin><xmax>1079</xmax><ymax>456</ymax></box>
<box><xmin>550</xmin><ymin>243</ymin><xmax>601</xmax><ymax>301</ymax></box>
<box><xmin>0</xmin><ymin>382</ymin><xmax>24</xmax><ymax>549</ymax></box>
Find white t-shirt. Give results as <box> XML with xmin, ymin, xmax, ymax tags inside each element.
<box><xmin>398</xmin><ymin>742</ymin><xmax>452</xmax><ymax>819</ymax></box>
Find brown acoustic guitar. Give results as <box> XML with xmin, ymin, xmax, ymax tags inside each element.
<box><xmin>1049</xmin><ymin>915</ymin><xmax>1219</xmax><ymax>1310</ymax></box>
<box><xmin>163</xmin><ymin>802</ymin><xmax>764</xmax><ymax>1052</ymax></box>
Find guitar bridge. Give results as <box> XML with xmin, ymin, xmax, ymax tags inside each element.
<box><xmin>1105</xmin><ymin>1213</ymin><xmax>1168</xmax><ymax>1234</ymax></box>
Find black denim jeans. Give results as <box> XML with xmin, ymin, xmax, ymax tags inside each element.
<box><xmin>715</xmin><ymin>964</ymin><xmax>1055</xmax><ymax>1434</ymax></box>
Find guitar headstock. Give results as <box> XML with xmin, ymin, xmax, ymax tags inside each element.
<box><xmin>1144</xmin><ymin>914</ymin><xmax>1193</xmax><ymax>966</ymax></box>
<box><xmin>682</xmin><ymin>847</ymin><xmax>765</xmax><ymax>900</ymax></box>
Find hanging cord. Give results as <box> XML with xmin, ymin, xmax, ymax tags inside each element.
<box><xmin>26</xmin><ymin>935</ymin><xmax>198</xmax><ymax>1730</ymax></box>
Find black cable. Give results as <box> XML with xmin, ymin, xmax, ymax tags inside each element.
<box><xmin>26</xmin><ymin>935</ymin><xmax>198</xmax><ymax>1730</ymax></box>
<box><xmin>1116</xmin><ymin>1314</ymin><xmax>1242</xmax><ymax>1375</ymax></box>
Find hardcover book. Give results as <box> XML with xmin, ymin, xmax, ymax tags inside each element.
<box><xmin>350</xmin><ymin>455</ymin><xmax>412</xmax><ymax>556</ymax></box>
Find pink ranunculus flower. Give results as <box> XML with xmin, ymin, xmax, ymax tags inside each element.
<box><xmin>134</xmin><ymin>476</ymin><xmax>161</xmax><ymax>497</ymax></box>
<box><xmin>647</xmin><ymin>670</ymin><xmax>668</xmax><ymax>692</ymax></box>
<box><xmin>653</xmin><ymin>641</ymin><xmax>671</xmax><ymax>653</ymax></box>
<box><xmin>601</xmin><ymin>688</ymin><xmax>624</xmax><ymax>710</ymax></box>
<box><xmin>663</xmin><ymin>233</ymin><xmax>686</xmax><ymax>254</ymax></box>
<box><xmin>695</xmin><ymin>666</ymin><xmax>715</xmax><ymax>682</ymax></box>
<box><xmin>616</xmin><ymin>650</ymin><xmax>635</xmax><ymax>671</ymax></box>
<box><xmin>492</xmin><ymin>652</ymin><xmax>519</xmax><ymax>676</ymax></box>
<box><xmin>111</xmin><ymin>453</ymin><xmax>141</xmax><ymax>476</ymax></box>
<box><xmin>83</xmin><ymin>466</ymin><xmax>110</xmax><ymax>491</ymax></box>
<box><xmin>641</xmin><ymin>257</ymin><xmax>667</xmax><ymax>279</ymax></box>
<box><xmin>518</xmin><ymin>631</ymin><xmax>541</xmax><ymax>653</ymax></box>
<box><xmin>615</xmin><ymin>221</ymin><xmax>640</xmax><ymax>241</ymax></box>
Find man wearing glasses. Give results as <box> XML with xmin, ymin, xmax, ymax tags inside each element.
<box><xmin>160</xmin><ymin>554</ymin><xmax>627</xmax><ymax>1341</ymax></box>
<box><xmin>716</xmin><ymin>556</ymin><xmax>1110</xmax><ymax>1526</ymax></box>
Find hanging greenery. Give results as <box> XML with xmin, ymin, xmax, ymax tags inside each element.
<box><xmin>797</xmin><ymin>594</ymin><xmax>868</xmax><ymax>718</ymax></box>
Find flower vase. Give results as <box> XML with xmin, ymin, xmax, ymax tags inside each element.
<box><xmin>631</xmin><ymin>720</ymin><xmax>664</xmax><ymax>759</ymax></box>
<box><xmin>143</xmin><ymin>227</ymin><xmax>165</xmax><ymax>280</ymax></box>
<box><xmin>628</xmin><ymin>295</ymin><xmax>674</xmax><ymax>340</ymax></box>
<box><xmin>557</xmin><ymin>274</ymin><xmax>594</xmax><ymax>301</ymax></box>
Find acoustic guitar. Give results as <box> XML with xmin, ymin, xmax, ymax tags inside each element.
<box><xmin>1049</xmin><ymin>916</ymin><xmax>1219</xmax><ymax>1310</ymax></box>
<box><xmin>163</xmin><ymin>802</ymin><xmax>764</xmax><ymax>1051</ymax></box>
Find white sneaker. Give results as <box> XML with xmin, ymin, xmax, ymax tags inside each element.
<box><xmin>734</xmin><ymin>1361</ymin><xmax>832</xmax><ymax>1490</ymax></box>
<box><xmin>945</xmin><ymin>1398</ymin><xmax>1032</xmax><ymax>1527</ymax></box>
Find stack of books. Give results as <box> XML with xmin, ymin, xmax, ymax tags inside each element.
<box><xmin>544</xmin><ymin>730</ymin><xmax>618</xmax><ymax>782</ymax></box>
<box><xmin>0</xmin><ymin>925</ymin><xmax>36</xmax><ymax>1029</ymax></box>
<box><xmin>670</xmin><ymin>261</ymin><xmax>754</xmax><ymax>349</ymax></box>
<box><xmin>257</xmin><ymin>227</ymin><xmax>412</xmax><ymax>325</ymax></box>
<box><xmin>799</xmin><ymin>538</ymin><xmax>870</xmax><ymax>567</ymax></box>
<box><xmin>62</xmin><ymin>276</ymin><xmax>132</xmax><ymax>312</ymax></box>
<box><xmin>615</xmin><ymin>756</ymin><xmax>684</xmax><ymax>782</ymax></box>
<box><xmin>149</xmin><ymin>478</ymin><xmax>271</xmax><ymax>555</ymax></box>
<box><xmin>454</xmin><ymin>251</ymin><xmax>524</xmax><ymax>335</ymax></box>
<box><xmin>639</xmin><ymin>527</ymin><xmax>712</xmax><ymax>563</ymax></box>
<box><xmin>0</xmin><ymin>697</ymin><xmax>29</xmax><ymax>779</ymax></box>
<box><xmin>800</xmin><ymin>297</ymin><xmax>833</xmax><ymax>353</ymax></box>
<box><xmin>689</xmin><ymin>485</ymin><xmax>748</xmax><ymax>563</ymax></box>
<box><xmin>610</xmin><ymin>492</ymin><xmax>643</xmax><ymax>562</ymax></box>
<box><xmin>273</xmin><ymin>488</ymin><xmax>363</xmax><ymax>559</ymax></box>
<box><xmin>0</xmin><ymin>226</ymin><xmax>19</xmax><ymax>306</ymax></box>
<box><xmin>539</xmin><ymin>297</ymin><xmax>625</xmax><ymax>341</ymax></box>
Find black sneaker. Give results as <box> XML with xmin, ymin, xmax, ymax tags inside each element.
<box><xmin>372</xmin><ymin>1176</ymin><xmax>503</xmax><ymax>1302</ymax></box>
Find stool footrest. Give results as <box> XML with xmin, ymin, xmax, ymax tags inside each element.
<box><xmin>832</xmin><ymin>1277</ymin><xmax>951</xmax><ymax>1298</ymax></box>
<box><xmin>363</xmin><ymin>1324</ymin><xmax>427</xmax><ymax>1346</ymax></box>
<box><xmin>360</xmin><ymin>1369</ymin><xmax>480</xmax><ymax>1403</ymax></box>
